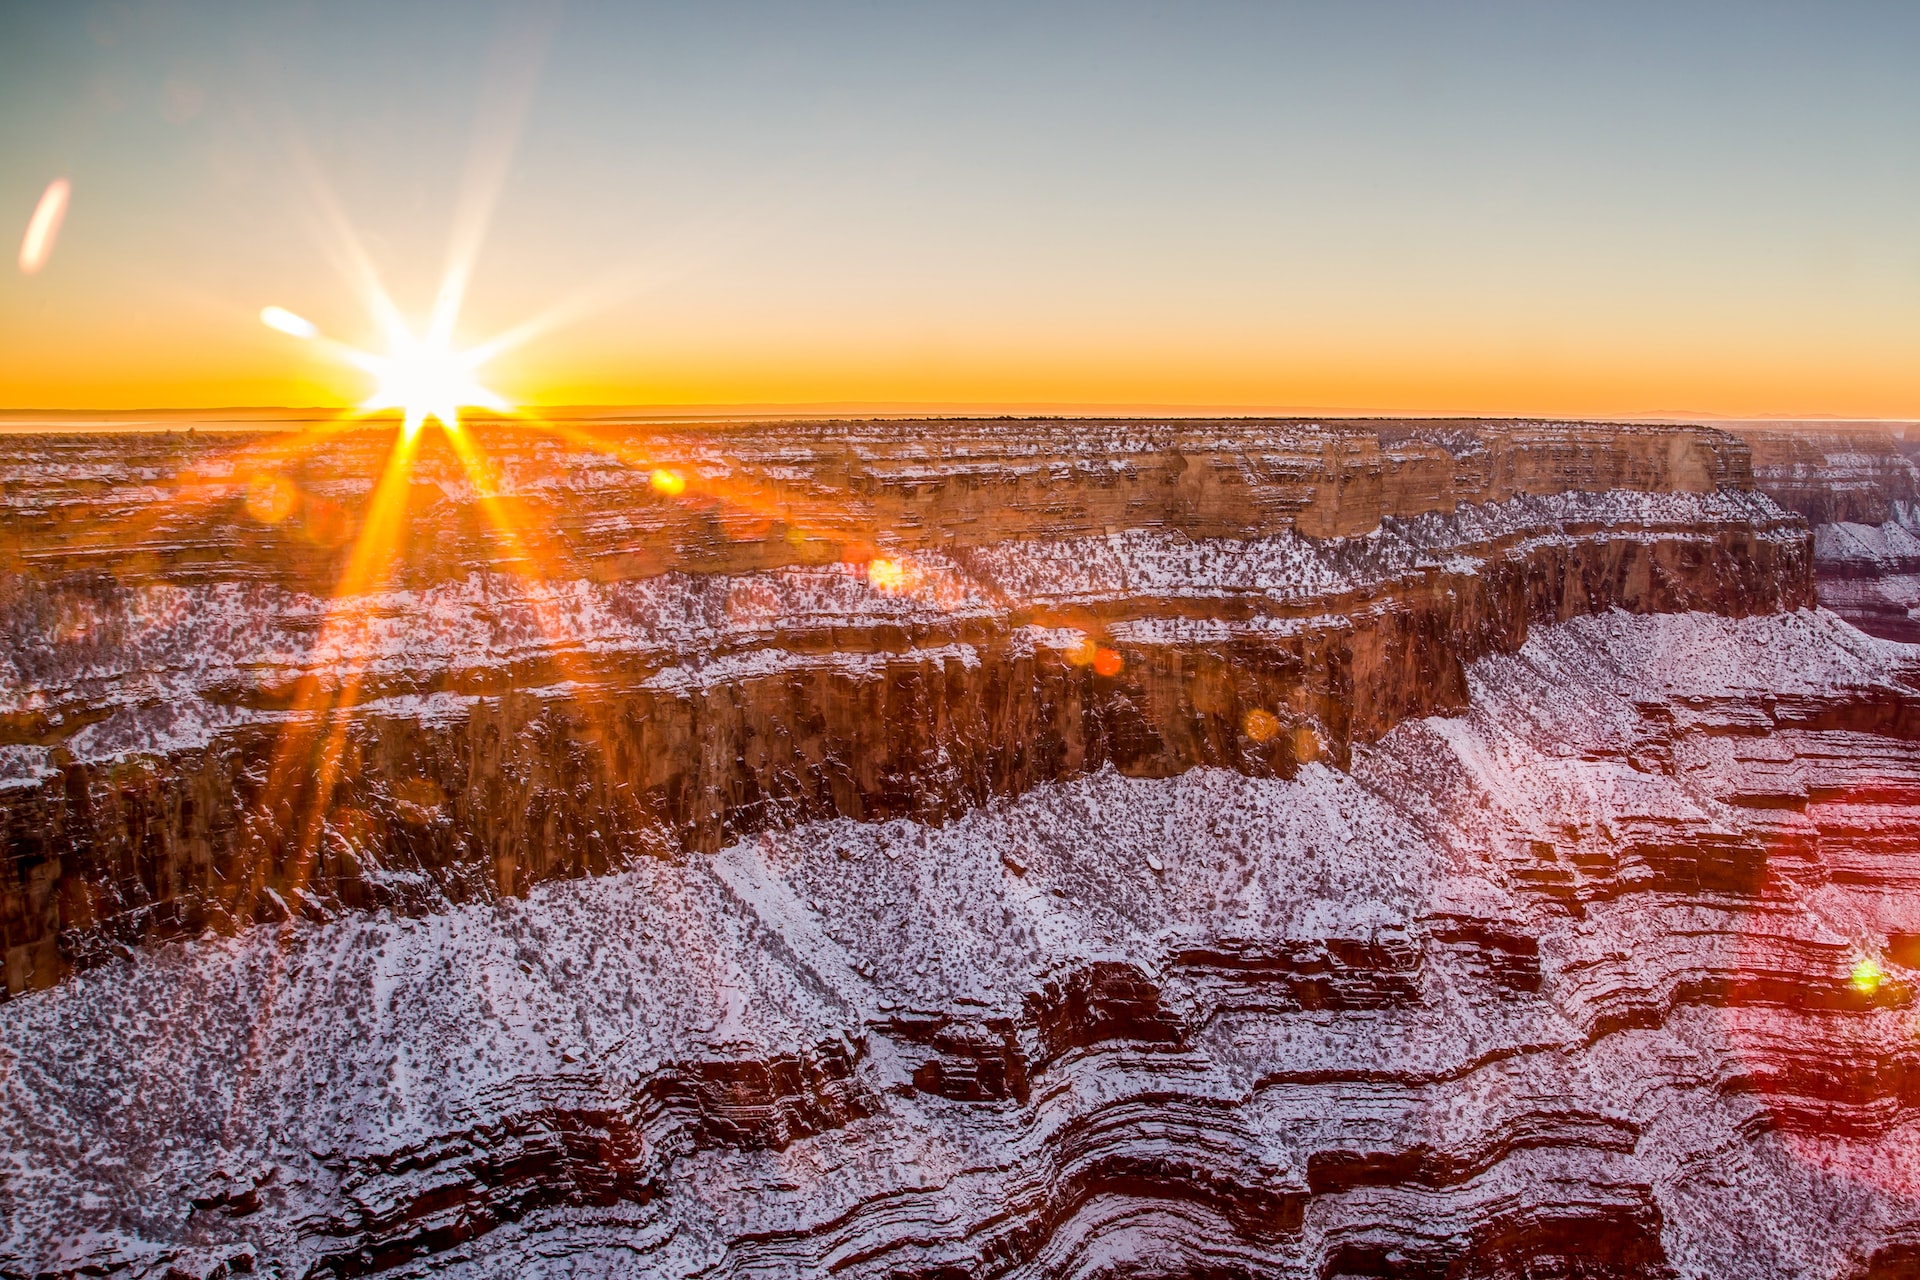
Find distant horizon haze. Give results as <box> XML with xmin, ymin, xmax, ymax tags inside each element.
<box><xmin>1</xmin><ymin>406</ymin><xmax>1912</xmax><ymax>437</ymax></box>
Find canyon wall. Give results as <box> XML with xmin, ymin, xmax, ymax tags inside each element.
<box><xmin>5</xmin><ymin>610</ymin><xmax>1920</xmax><ymax>1279</ymax></box>
<box><xmin>1</xmin><ymin>421</ymin><xmax>1805</xmax><ymax>995</ymax></box>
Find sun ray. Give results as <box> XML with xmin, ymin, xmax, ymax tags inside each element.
<box><xmin>432</xmin><ymin>420</ymin><xmax>652</xmax><ymax>862</ymax></box>
<box><xmin>429</xmin><ymin>3</ymin><xmax>555</xmax><ymax>350</ymax></box>
<box><xmin>281</xmin><ymin>141</ymin><xmax>414</xmax><ymax>351</ymax></box>
<box><xmin>457</xmin><ymin>201</ymin><xmax>780</xmax><ymax>375</ymax></box>
<box><xmin>213</xmin><ymin>419</ymin><xmax>431</xmax><ymax>1150</ymax></box>
<box><xmin>227</xmin><ymin>59</ymin><xmax>994</xmax><ymax>935</ymax></box>
<box><xmin>261</xmin><ymin>303</ymin><xmax>508</xmax><ymax>437</ymax></box>
<box><xmin>233</xmin><ymin>423</ymin><xmax>424</xmax><ymax>929</ymax></box>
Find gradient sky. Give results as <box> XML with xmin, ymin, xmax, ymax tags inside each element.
<box><xmin>3</xmin><ymin>0</ymin><xmax>1919</xmax><ymax>417</ymax></box>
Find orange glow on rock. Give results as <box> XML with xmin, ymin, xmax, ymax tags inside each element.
<box><xmin>1092</xmin><ymin>647</ymin><xmax>1124</xmax><ymax>677</ymax></box>
<box><xmin>393</xmin><ymin>776</ymin><xmax>446</xmax><ymax>826</ymax></box>
<box><xmin>301</xmin><ymin>495</ymin><xmax>351</xmax><ymax>547</ymax></box>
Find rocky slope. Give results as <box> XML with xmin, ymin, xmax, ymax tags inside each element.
<box><xmin>2</xmin><ymin>417</ymin><xmax>1916</xmax><ymax>1278</ymax></box>
<box><xmin>5</xmin><ymin>609</ymin><xmax>1920</xmax><ymax>1279</ymax></box>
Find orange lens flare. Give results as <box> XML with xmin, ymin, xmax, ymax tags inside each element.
<box><xmin>1242</xmin><ymin>708</ymin><xmax>1281</xmax><ymax>743</ymax></box>
<box><xmin>1092</xmin><ymin>647</ymin><xmax>1124</xmax><ymax>677</ymax></box>
<box><xmin>244</xmin><ymin>474</ymin><xmax>299</xmax><ymax>524</ymax></box>
<box><xmin>649</xmin><ymin>468</ymin><xmax>687</xmax><ymax>496</ymax></box>
<box><xmin>866</xmin><ymin>557</ymin><xmax>914</xmax><ymax>592</ymax></box>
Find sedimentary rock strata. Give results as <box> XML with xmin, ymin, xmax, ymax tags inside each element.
<box><xmin>5</xmin><ymin>608</ymin><xmax>1920</xmax><ymax>1278</ymax></box>
<box><xmin>2</xmin><ymin>417</ymin><xmax>1918</xmax><ymax>1278</ymax></box>
<box><xmin>0</xmin><ymin>421</ymin><xmax>1806</xmax><ymax>994</ymax></box>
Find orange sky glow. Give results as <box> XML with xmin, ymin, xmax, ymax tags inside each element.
<box><xmin>5</xmin><ymin>2</ymin><xmax>1920</xmax><ymax>422</ymax></box>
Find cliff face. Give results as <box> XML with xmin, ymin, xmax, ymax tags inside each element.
<box><xmin>1738</xmin><ymin>425</ymin><xmax>1920</xmax><ymax>641</ymax></box>
<box><xmin>7</xmin><ymin>417</ymin><xmax>1917</xmax><ymax>1279</ymax></box>
<box><xmin>0</xmin><ymin>421</ymin><xmax>1806</xmax><ymax>997</ymax></box>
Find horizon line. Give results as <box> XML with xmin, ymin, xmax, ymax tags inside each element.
<box><xmin>1</xmin><ymin>402</ymin><xmax>1916</xmax><ymax>431</ymax></box>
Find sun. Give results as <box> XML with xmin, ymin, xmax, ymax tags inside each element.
<box><xmin>359</xmin><ymin>327</ymin><xmax>507</xmax><ymax>436</ymax></box>
<box><xmin>260</xmin><ymin>306</ymin><xmax>509</xmax><ymax>436</ymax></box>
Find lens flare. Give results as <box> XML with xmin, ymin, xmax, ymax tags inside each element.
<box><xmin>1851</xmin><ymin>955</ymin><xmax>1885</xmax><ymax>994</ymax></box>
<box><xmin>1243</xmin><ymin>708</ymin><xmax>1281</xmax><ymax>743</ymax></box>
<box><xmin>17</xmin><ymin>178</ymin><xmax>70</xmax><ymax>275</ymax></box>
<box><xmin>867</xmin><ymin>557</ymin><xmax>909</xmax><ymax>592</ymax></box>
<box><xmin>244</xmin><ymin>473</ymin><xmax>298</xmax><ymax>524</ymax></box>
<box><xmin>649</xmin><ymin>468</ymin><xmax>687</xmax><ymax>496</ymax></box>
<box><xmin>260</xmin><ymin>306</ymin><xmax>319</xmax><ymax>339</ymax></box>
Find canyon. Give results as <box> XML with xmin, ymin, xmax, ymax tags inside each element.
<box><xmin>1</xmin><ymin>417</ymin><xmax>1918</xmax><ymax>1278</ymax></box>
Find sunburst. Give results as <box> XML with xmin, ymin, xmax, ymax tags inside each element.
<box><xmin>235</xmin><ymin>182</ymin><xmax>961</xmax><ymax>917</ymax></box>
<box><xmin>261</xmin><ymin>304</ymin><xmax>507</xmax><ymax>436</ymax></box>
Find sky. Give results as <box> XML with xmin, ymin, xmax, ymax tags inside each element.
<box><xmin>3</xmin><ymin>0</ymin><xmax>1919</xmax><ymax>418</ymax></box>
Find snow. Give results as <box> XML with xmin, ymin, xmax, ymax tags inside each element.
<box><xmin>644</xmin><ymin>642</ymin><xmax>981</xmax><ymax>693</ymax></box>
<box><xmin>1815</xmin><ymin>518</ymin><xmax>1920</xmax><ymax>568</ymax></box>
<box><xmin>960</xmin><ymin>490</ymin><xmax>1796</xmax><ymax>607</ymax></box>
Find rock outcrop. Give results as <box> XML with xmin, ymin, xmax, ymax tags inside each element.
<box><xmin>5</xmin><ymin>608</ymin><xmax>1920</xmax><ymax>1279</ymax></box>
<box><xmin>1737</xmin><ymin>425</ymin><xmax>1920</xmax><ymax>641</ymax></box>
<box><xmin>4</xmin><ymin>417</ymin><xmax>1918</xmax><ymax>1278</ymax></box>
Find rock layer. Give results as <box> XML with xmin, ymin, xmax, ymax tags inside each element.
<box><xmin>4</xmin><ymin>610</ymin><xmax>1919</xmax><ymax>1278</ymax></box>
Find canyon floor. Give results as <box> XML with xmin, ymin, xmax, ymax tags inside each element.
<box><xmin>2</xmin><ymin>418</ymin><xmax>1918</xmax><ymax>1278</ymax></box>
